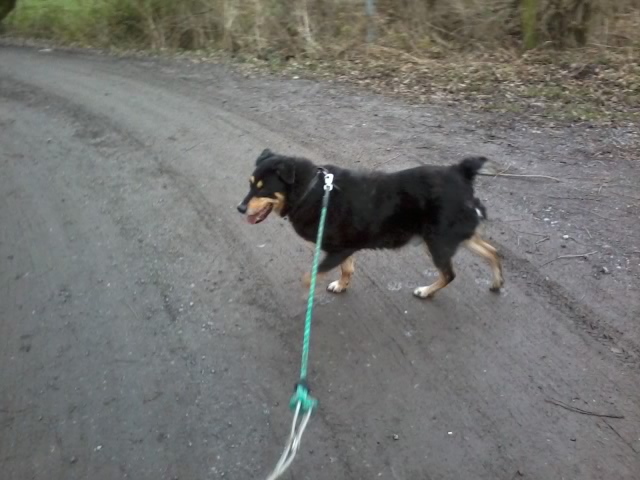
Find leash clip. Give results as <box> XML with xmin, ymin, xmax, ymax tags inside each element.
<box><xmin>323</xmin><ymin>173</ymin><xmax>334</xmax><ymax>191</ymax></box>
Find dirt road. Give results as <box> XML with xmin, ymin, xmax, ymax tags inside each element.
<box><xmin>1</xmin><ymin>45</ymin><xmax>639</xmax><ymax>480</ymax></box>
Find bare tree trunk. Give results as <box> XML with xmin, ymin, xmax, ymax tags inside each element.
<box><xmin>253</xmin><ymin>0</ymin><xmax>265</xmax><ymax>53</ymax></box>
<box><xmin>544</xmin><ymin>0</ymin><xmax>595</xmax><ymax>47</ymax></box>
<box><xmin>296</xmin><ymin>0</ymin><xmax>318</xmax><ymax>51</ymax></box>
<box><xmin>365</xmin><ymin>0</ymin><xmax>377</xmax><ymax>43</ymax></box>
<box><xmin>522</xmin><ymin>0</ymin><xmax>538</xmax><ymax>49</ymax></box>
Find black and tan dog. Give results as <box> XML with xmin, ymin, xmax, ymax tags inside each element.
<box><xmin>237</xmin><ymin>149</ymin><xmax>504</xmax><ymax>298</ymax></box>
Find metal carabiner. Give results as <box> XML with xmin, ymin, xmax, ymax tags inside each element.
<box><xmin>323</xmin><ymin>173</ymin><xmax>334</xmax><ymax>191</ymax></box>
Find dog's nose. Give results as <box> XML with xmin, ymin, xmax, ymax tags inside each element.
<box><xmin>237</xmin><ymin>203</ymin><xmax>247</xmax><ymax>214</ymax></box>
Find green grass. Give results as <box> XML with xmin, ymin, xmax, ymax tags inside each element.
<box><xmin>7</xmin><ymin>0</ymin><xmax>163</xmax><ymax>47</ymax></box>
<box><xmin>9</xmin><ymin>0</ymin><xmax>101</xmax><ymax>43</ymax></box>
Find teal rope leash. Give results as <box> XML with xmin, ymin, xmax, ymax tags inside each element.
<box><xmin>265</xmin><ymin>169</ymin><xmax>334</xmax><ymax>480</ymax></box>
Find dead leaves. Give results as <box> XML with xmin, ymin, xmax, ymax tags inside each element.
<box><xmin>254</xmin><ymin>46</ymin><xmax>640</xmax><ymax>126</ymax></box>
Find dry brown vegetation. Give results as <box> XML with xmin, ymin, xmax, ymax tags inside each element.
<box><xmin>7</xmin><ymin>0</ymin><xmax>639</xmax><ymax>53</ymax></box>
<box><xmin>5</xmin><ymin>0</ymin><xmax>640</xmax><ymax>123</ymax></box>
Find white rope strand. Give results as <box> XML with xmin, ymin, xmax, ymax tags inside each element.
<box><xmin>265</xmin><ymin>402</ymin><xmax>313</xmax><ymax>480</ymax></box>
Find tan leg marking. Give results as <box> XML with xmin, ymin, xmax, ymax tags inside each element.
<box><xmin>465</xmin><ymin>233</ymin><xmax>504</xmax><ymax>292</ymax></box>
<box><xmin>413</xmin><ymin>243</ymin><xmax>455</xmax><ymax>299</ymax></box>
<box><xmin>413</xmin><ymin>270</ymin><xmax>454</xmax><ymax>299</ymax></box>
<box><xmin>327</xmin><ymin>256</ymin><xmax>355</xmax><ymax>293</ymax></box>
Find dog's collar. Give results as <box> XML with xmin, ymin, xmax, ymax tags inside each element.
<box><xmin>288</xmin><ymin>167</ymin><xmax>333</xmax><ymax>217</ymax></box>
<box><xmin>299</xmin><ymin>167</ymin><xmax>329</xmax><ymax>201</ymax></box>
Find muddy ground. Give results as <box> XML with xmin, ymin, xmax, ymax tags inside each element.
<box><xmin>1</xmin><ymin>44</ymin><xmax>639</xmax><ymax>479</ymax></box>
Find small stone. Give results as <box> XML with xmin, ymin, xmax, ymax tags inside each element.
<box><xmin>601</xmin><ymin>266</ymin><xmax>610</xmax><ymax>274</ymax></box>
<box><xmin>392</xmin><ymin>434</ymin><xmax>399</xmax><ymax>440</ymax></box>
<box><xmin>611</xmin><ymin>347</ymin><xmax>623</xmax><ymax>354</ymax></box>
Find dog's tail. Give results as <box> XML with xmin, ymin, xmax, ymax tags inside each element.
<box><xmin>456</xmin><ymin>156</ymin><xmax>488</xmax><ymax>183</ymax></box>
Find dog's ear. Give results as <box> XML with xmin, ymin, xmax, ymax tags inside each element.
<box><xmin>276</xmin><ymin>160</ymin><xmax>295</xmax><ymax>185</ymax></box>
<box><xmin>256</xmin><ymin>149</ymin><xmax>273</xmax><ymax>166</ymax></box>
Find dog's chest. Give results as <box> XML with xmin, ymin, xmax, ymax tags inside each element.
<box><xmin>289</xmin><ymin>216</ymin><xmax>319</xmax><ymax>243</ymax></box>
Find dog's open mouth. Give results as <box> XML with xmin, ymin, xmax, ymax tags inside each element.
<box><xmin>247</xmin><ymin>203</ymin><xmax>273</xmax><ymax>224</ymax></box>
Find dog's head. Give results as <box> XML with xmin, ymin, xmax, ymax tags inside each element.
<box><xmin>237</xmin><ymin>149</ymin><xmax>296</xmax><ymax>224</ymax></box>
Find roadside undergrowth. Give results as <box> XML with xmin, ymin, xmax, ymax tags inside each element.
<box><xmin>258</xmin><ymin>46</ymin><xmax>640</xmax><ymax>126</ymax></box>
<box><xmin>3</xmin><ymin>0</ymin><xmax>639</xmax><ymax>125</ymax></box>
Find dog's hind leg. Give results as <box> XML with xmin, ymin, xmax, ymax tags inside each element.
<box><xmin>414</xmin><ymin>241</ymin><xmax>457</xmax><ymax>299</ymax></box>
<box><xmin>327</xmin><ymin>256</ymin><xmax>355</xmax><ymax>293</ymax></box>
<box><xmin>464</xmin><ymin>232</ymin><xmax>504</xmax><ymax>292</ymax></box>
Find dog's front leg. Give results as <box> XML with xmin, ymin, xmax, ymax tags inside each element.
<box><xmin>302</xmin><ymin>250</ymin><xmax>355</xmax><ymax>293</ymax></box>
<box><xmin>327</xmin><ymin>256</ymin><xmax>355</xmax><ymax>293</ymax></box>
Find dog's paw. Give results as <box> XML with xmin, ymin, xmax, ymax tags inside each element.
<box><xmin>327</xmin><ymin>281</ymin><xmax>347</xmax><ymax>294</ymax></box>
<box><xmin>489</xmin><ymin>277</ymin><xmax>505</xmax><ymax>293</ymax></box>
<box><xmin>413</xmin><ymin>286</ymin><xmax>434</xmax><ymax>299</ymax></box>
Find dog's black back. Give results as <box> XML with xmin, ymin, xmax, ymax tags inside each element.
<box><xmin>283</xmin><ymin>156</ymin><xmax>487</xmax><ymax>255</ymax></box>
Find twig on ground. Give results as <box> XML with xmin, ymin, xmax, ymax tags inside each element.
<box><xmin>478</xmin><ymin>172</ymin><xmax>562</xmax><ymax>182</ymax></box>
<box><xmin>547</xmin><ymin>196</ymin><xmax>600</xmax><ymax>202</ymax></box>
<box><xmin>494</xmin><ymin>164</ymin><xmax>511</xmax><ymax>178</ymax></box>
<box><xmin>126</xmin><ymin>302</ymin><xmax>141</xmax><ymax>322</ymax></box>
<box><xmin>0</xmin><ymin>406</ymin><xmax>32</xmax><ymax>414</ymax></box>
<box><xmin>598</xmin><ymin>182</ymin><xmax>609</xmax><ymax>194</ymax></box>
<box><xmin>540</xmin><ymin>251</ymin><xmax>597</xmax><ymax>267</ymax></box>
<box><xmin>603</xmin><ymin>419</ymin><xmax>638</xmax><ymax>454</ymax></box>
<box><xmin>374</xmin><ymin>152</ymin><xmax>402</xmax><ymax>168</ymax></box>
<box><xmin>577</xmin><ymin>208</ymin><xmax>613</xmax><ymax>221</ymax></box>
<box><xmin>545</xmin><ymin>398</ymin><xmax>624</xmax><ymax>419</ymax></box>
<box><xmin>536</xmin><ymin>236</ymin><xmax>550</xmax><ymax>245</ymax></box>
<box><xmin>514</xmin><ymin>230</ymin><xmax>548</xmax><ymax>237</ymax></box>
<box><xmin>607</xmin><ymin>190</ymin><xmax>640</xmax><ymax>201</ymax></box>
<box><xmin>565</xmin><ymin>236</ymin><xmax>588</xmax><ymax>246</ymax></box>
<box><xmin>184</xmin><ymin>142</ymin><xmax>203</xmax><ymax>152</ymax></box>
<box><xmin>584</xmin><ymin>227</ymin><xmax>593</xmax><ymax>239</ymax></box>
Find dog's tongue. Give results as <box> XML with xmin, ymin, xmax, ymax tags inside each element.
<box><xmin>247</xmin><ymin>214</ymin><xmax>259</xmax><ymax>225</ymax></box>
